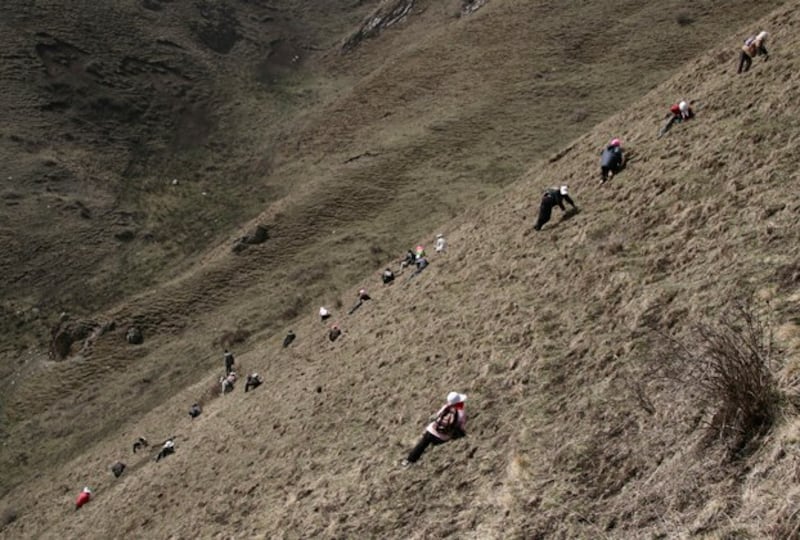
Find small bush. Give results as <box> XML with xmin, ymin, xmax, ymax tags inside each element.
<box><xmin>656</xmin><ymin>301</ymin><xmax>782</xmax><ymax>457</ymax></box>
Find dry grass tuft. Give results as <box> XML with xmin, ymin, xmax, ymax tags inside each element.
<box><xmin>656</xmin><ymin>300</ymin><xmax>783</xmax><ymax>458</ymax></box>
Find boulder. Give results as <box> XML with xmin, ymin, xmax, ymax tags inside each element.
<box><xmin>126</xmin><ymin>326</ymin><xmax>143</xmax><ymax>345</ymax></box>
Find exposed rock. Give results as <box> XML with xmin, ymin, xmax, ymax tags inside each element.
<box><xmin>462</xmin><ymin>0</ymin><xmax>489</xmax><ymax>15</ymax></box>
<box><xmin>50</xmin><ymin>320</ymin><xmax>96</xmax><ymax>360</ymax></box>
<box><xmin>232</xmin><ymin>224</ymin><xmax>269</xmax><ymax>253</ymax></box>
<box><xmin>342</xmin><ymin>0</ymin><xmax>415</xmax><ymax>52</ymax></box>
<box><xmin>126</xmin><ymin>326</ymin><xmax>144</xmax><ymax>345</ymax></box>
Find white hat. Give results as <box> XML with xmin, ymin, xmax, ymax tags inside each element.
<box><xmin>319</xmin><ymin>307</ymin><xmax>329</xmax><ymax>315</ymax></box>
<box><xmin>559</xmin><ymin>185</ymin><xmax>569</xmax><ymax>195</ymax></box>
<box><xmin>756</xmin><ymin>30</ymin><xmax>768</xmax><ymax>41</ymax></box>
<box><xmin>447</xmin><ymin>391</ymin><xmax>467</xmax><ymax>405</ymax></box>
<box><xmin>679</xmin><ymin>100</ymin><xmax>689</xmax><ymax>112</ymax></box>
<box><xmin>436</xmin><ymin>233</ymin><xmax>443</xmax><ymax>238</ymax></box>
<box><xmin>83</xmin><ymin>487</ymin><xmax>92</xmax><ymax>494</ymax></box>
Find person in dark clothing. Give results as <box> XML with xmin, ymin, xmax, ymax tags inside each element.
<box><xmin>402</xmin><ymin>392</ymin><xmax>467</xmax><ymax>467</ymax></box>
<box><xmin>111</xmin><ymin>461</ymin><xmax>126</xmax><ymax>478</ymax></box>
<box><xmin>738</xmin><ymin>31</ymin><xmax>768</xmax><ymax>73</ymax></box>
<box><xmin>328</xmin><ymin>324</ymin><xmax>342</xmax><ymax>342</ymax></box>
<box><xmin>223</xmin><ymin>349</ymin><xmax>235</xmax><ymax>375</ymax></box>
<box><xmin>382</xmin><ymin>268</ymin><xmax>395</xmax><ymax>284</ymax></box>
<box><xmin>399</xmin><ymin>250</ymin><xmax>416</xmax><ymax>270</ymax></box>
<box><xmin>283</xmin><ymin>330</ymin><xmax>296</xmax><ymax>348</ymax></box>
<box><xmin>408</xmin><ymin>256</ymin><xmax>429</xmax><ymax>281</ymax></box>
<box><xmin>600</xmin><ymin>139</ymin><xmax>625</xmax><ymax>183</ymax></box>
<box><xmin>348</xmin><ymin>289</ymin><xmax>371</xmax><ymax>315</ymax></box>
<box><xmin>155</xmin><ymin>438</ymin><xmax>175</xmax><ymax>462</ymax></box>
<box><xmin>189</xmin><ymin>403</ymin><xmax>202</xmax><ymax>419</ymax></box>
<box><xmin>132</xmin><ymin>437</ymin><xmax>149</xmax><ymax>453</ymax></box>
<box><xmin>533</xmin><ymin>185</ymin><xmax>577</xmax><ymax>231</ymax></box>
<box><xmin>244</xmin><ymin>373</ymin><xmax>263</xmax><ymax>392</ymax></box>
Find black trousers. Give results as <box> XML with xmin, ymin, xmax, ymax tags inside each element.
<box><xmin>534</xmin><ymin>199</ymin><xmax>556</xmax><ymax>230</ymax></box>
<box><xmin>407</xmin><ymin>431</ymin><xmax>445</xmax><ymax>463</ymax></box>
<box><xmin>738</xmin><ymin>51</ymin><xmax>752</xmax><ymax>73</ymax></box>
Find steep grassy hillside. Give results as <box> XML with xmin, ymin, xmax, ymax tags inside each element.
<box><xmin>2</xmin><ymin>0</ymin><xmax>799</xmax><ymax>537</ymax></box>
<box><xmin>0</xmin><ymin>0</ymin><xmax>787</xmax><ymax>500</ymax></box>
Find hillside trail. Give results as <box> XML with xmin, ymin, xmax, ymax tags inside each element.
<box><xmin>2</xmin><ymin>1</ymin><xmax>800</xmax><ymax>538</ymax></box>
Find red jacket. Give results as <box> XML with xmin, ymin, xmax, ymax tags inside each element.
<box><xmin>75</xmin><ymin>490</ymin><xmax>91</xmax><ymax>509</ymax></box>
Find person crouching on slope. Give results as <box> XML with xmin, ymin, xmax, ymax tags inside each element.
<box><xmin>600</xmin><ymin>138</ymin><xmax>625</xmax><ymax>183</ymax></box>
<box><xmin>402</xmin><ymin>392</ymin><xmax>467</xmax><ymax>467</ymax></box>
<box><xmin>533</xmin><ymin>185</ymin><xmax>577</xmax><ymax>231</ymax></box>
<box><xmin>738</xmin><ymin>31</ymin><xmax>768</xmax><ymax>73</ymax></box>
<box><xmin>659</xmin><ymin>100</ymin><xmax>694</xmax><ymax>138</ymax></box>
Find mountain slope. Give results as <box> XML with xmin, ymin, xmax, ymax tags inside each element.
<box><xmin>0</xmin><ymin>0</ymin><xmax>788</xmax><ymax>500</ymax></box>
<box><xmin>3</xmin><ymin>0</ymin><xmax>800</xmax><ymax>538</ymax></box>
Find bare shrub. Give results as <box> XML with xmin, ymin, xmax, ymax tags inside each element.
<box><xmin>655</xmin><ymin>301</ymin><xmax>782</xmax><ymax>457</ymax></box>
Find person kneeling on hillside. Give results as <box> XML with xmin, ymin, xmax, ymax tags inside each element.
<box><xmin>132</xmin><ymin>436</ymin><xmax>149</xmax><ymax>453</ymax></box>
<box><xmin>328</xmin><ymin>324</ymin><xmax>342</xmax><ymax>342</ymax></box>
<box><xmin>348</xmin><ymin>289</ymin><xmax>371</xmax><ymax>315</ymax></box>
<box><xmin>188</xmin><ymin>403</ymin><xmax>202</xmax><ymax>419</ymax></box>
<box><xmin>402</xmin><ymin>392</ymin><xmax>467</xmax><ymax>467</ymax></box>
<box><xmin>399</xmin><ymin>250</ymin><xmax>416</xmax><ymax>270</ymax></box>
<box><xmin>738</xmin><ymin>31</ymin><xmax>768</xmax><ymax>73</ymax></box>
<box><xmin>600</xmin><ymin>138</ymin><xmax>625</xmax><ymax>183</ymax></box>
<box><xmin>245</xmin><ymin>373</ymin><xmax>264</xmax><ymax>393</ymax></box>
<box><xmin>155</xmin><ymin>438</ymin><xmax>175</xmax><ymax>462</ymax></box>
<box><xmin>75</xmin><ymin>487</ymin><xmax>92</xmax><ymax>510</ymax></box>
<box><xmin>659</xmin><ymin>100</ymin><xmax>694</xmax><ymax>138</ymax></box>
<box><xmin>382</xmin><ymin>268</ymin><xmax>395</xmax><ymax>284</ymax></box>
<box><xmin>221</xmin><ymin>371</ymin><xmax>237</xmax><ymax>394</ymax></box>
<box><xmin>533</xmin><ymin>185</ymin><xmax>576</xmax><ymax>231</ymax></box>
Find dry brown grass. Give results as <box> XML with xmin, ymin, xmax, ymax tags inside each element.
<box><xmin>653</xmin><ymin>300</ymin><xmax>784</xmax><ymax>458</ymax></box>
<box><xmin>1</xmin><ymin>0</ymin><xmax>800</xmax><ymax>538</ymax></box>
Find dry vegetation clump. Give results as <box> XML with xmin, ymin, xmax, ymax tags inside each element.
<box><xmin>656</xmin><ymin>300</ymin><xmax>784</xmax><ymax>458</ymax></box>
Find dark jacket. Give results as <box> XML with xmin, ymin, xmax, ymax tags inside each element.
<box><xmin>544</xmin><ymin>189</ymin><xmax>575</xmax><ymax>210</ymax></box>
<box><xmin>600</xmin><ymin>146</ymin><xmax>623</xmax><ymax>168</ymax></box>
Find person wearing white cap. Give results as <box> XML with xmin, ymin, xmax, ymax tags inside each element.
<box><xmin>402</xmin><ymin>391</ymin><xmax>467</xmax><ymax>467</ymax></box>
<box><xmin>75</xmin><ymin>486</ymin><xmax>92</xmax><ymax>510</ymax></box>
<box><xmin>434</xmin><ymin>233</ymin><xmax>447</xmax><ymax>253</ymax></box>
<box><xmin>348</xmin><ymin>288</ymin><xmax>372</xmax><ymax>315</ymax></box>
<box><xmin>533</xmin><ymin>185</ymin><xmax>577</xmax><ymax>231</ymax></box>
<box><xmin>155</xmin><ymin>438</ymin><xmax>176</xmax><ymax>462</ymax></box>
<box><xmin>319</xmin><ymin>307</ymin><xmax>331</xmax><ymax>321</ymax></box>
<box><xmin>738</xmin><ymin>30</ymin><xmax>769</xmax><ymax>73</ymax></box>
<box><xmin>659</xmin><ymin>100</ymin><xmax>695</xmax><ymax>138</ymax></box>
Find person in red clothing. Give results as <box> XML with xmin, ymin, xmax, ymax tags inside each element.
<box><xmin>402</xmin><ymin>391</ymin><xmax>467</xmax><ymax>467</ymax></box>
<box><xmin>75</xmin><ymin>487</ymin><xmax>92</xmax><ymax>510</ymax></box>
<box><xmin>659</xmin><ymin>100</ymin><xmax>694</xmax><ymax>138</ymax></box>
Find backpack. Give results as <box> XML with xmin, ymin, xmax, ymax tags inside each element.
<box><xmin>435</xmin><ymin>406</ymin><xmax>465</xmax><ymax>438</ymax></box>
<box><xmin>744</xmin><ymin>36</ymin><xmax>756</xmax><ymax>47</ymax></box>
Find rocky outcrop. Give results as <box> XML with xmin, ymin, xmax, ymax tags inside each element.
<box><xmin>50</xmin><ymin>319</ymin><xmax>116</xmax><ymax>359</ymax></box>
<box><xmin>232</xmin><ymin>224</ymin><xmax>270</xmax><ymax>253</ymax></box>
<box><xmin>461</xmin><ymin>0</ymin><xmax>489</xmax><ymax>15</ymax></box>
<box><xmin>125</xmin><ymin>326</ymin><xmax>144</xmax><ymax>345</ymax></box>
<box><xmin>342</xmin><ymin>0</ymin><xmax>415</xmax><ymax>52</ymax></box>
